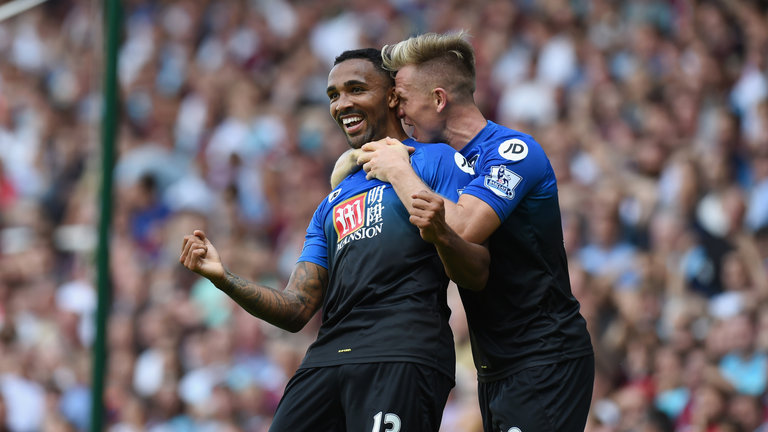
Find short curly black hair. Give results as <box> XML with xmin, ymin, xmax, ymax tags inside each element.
<box><xmin>333</xmin><ymin>48</ymin><xmax>393</xmax><ymax>86</ymax></box>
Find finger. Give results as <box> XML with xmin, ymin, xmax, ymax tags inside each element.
<box><xmin>362</xmin><ymin>162</ymin><xmax>372</xmax><ymax>173</ymax></box>
<box><xmin>183</xmin><ymin>247</ymin><xmax>195</xmax><ymax>268</ymax></box>
<box><xmin>181</xmin><ymin>233</ymin><xmax>197</xmax><ymax>250</ymax></box>
<box><xmin>193</xmin><ymin>229</ymin><xmax>207</xmax><ymax>242</ymax></box>
<box><xmin>183</xmin><ymin>232</ymin><xmax>207</xmax><ymax>259</ymax></box>
<box><xmin>409</xmin><ymin>214</ymin><xmax>424</xmax><ymax>227</ymax></box>
<box><xmin>384</xmin><ymin>137</ymin><xmax>403</xmax><ymax>146</ymax></box>
<box><xmin>409</xmin><ymin>206</ymin><xmax>431</xmax><ymax>219</ymax></box>
<box><xmin>413</xmin><ymin>191</ymin><xmax>443</xmax><ymax>207</ymax></box>
<box><xmin>183</xmin><ymin>244</ymin><xmax>195</xmax><ymax>268</ymax></box>
<box><xmin>406</xmin><ymin>146</ymin><xmax>416</xmax><ymax>154</ymax></box>
<box><xmin>409</xmin><ymin>215</ymin><xmax>432</xmax><ymax>230</ymax></box>
<box><xmin>361</xmin><ymin>140</ymin><xmax>383</xmax><ymax>151</ymax></box>
<box><xmin>411</xmin><ymin>198</ymin><xmax>429</xmax><ymax>211</ymax></box>
<box><xmin>357</xmin><ymin>152</ymin><xmax>372</xmax><ymax>165</ymax></box>
<box><xmin>195</xmin><ymin>229</ymin><xmax>216</xmax><ymax>248</ymax></box>
<box><xmin>180</xmin><ymin>236</ymin><xmax>189</xmax><ymax>262</ymax></box>
<box><xmin>180</xmin><ymin>235</ymin><xmax>196</xmax><ymax>262</ymax></box>
<box><xmin>412</xmin><ymin>189</ymin><xmax>436</xmax><ymax>199</ymax></box>
<box><xmin>186</xmin><ymin>245</ymin><xmax>207</xmax><ymax>268</ymax></box>
<box><xmin>191</xmin><ymin>246</ymin><xmax>207</xmax><ymax>261</ymax></box>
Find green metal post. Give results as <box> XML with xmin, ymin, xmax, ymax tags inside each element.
<box><xmin>90</xmin><ymin>0</ymin><xmax>121</xmax><ymax>430</ymax></box>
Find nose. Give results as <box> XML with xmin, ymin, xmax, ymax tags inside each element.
<box><xmin>335</xmin><ymin>92</ymin><xmax>354</xmax><ymax>116</ymax></box>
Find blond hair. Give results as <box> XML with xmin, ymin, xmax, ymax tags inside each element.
<box><xmin>382</xmin><ymin>31</ymin><xmax>476</xmax><ymax>98</ymax></box>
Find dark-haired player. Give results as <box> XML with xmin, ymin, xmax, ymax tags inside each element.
<box><xmin>180</xmin><ymin>48</ymin><xmax>478</xmax><ymax>431</ymax></box>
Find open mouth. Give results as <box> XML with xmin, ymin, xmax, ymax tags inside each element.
<box><xmin>341</xmin><ymin>115</ymin><xmax>364</xmax><ymax>134</ymax></box>
<box><xmin>402</xmin><ymin>120</ymin><xmax>415</xmax><ymax>139</ymax></box>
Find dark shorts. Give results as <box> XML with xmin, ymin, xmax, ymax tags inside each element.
<box><xmin>269</xmin><ymin>362</ymin><xmax>454</xmax><ymax>432</ymax></box>
<box><xmin>478</xmin><ymin>354</ymin><xmax>594</xmax><ymax>432</ymax></box>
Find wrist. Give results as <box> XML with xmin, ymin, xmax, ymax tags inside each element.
<box><xmin>433</xmin><ymin>225</ymin><xmax>458</xmax><ymax>248</ymax></box>
<box><xmin>388</xmin><ymin>161</ymin><xmax>416</xmax><ymax>185</ymax></box>
<box><xmin>210</xmin><ymin>268</ymin><xmax>230</xmax><ymax>291</ymax></box>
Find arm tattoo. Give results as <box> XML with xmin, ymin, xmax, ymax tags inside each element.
<box><xmin>214</xmin><ymin>261</ymin><xmax>328</xmax><ymax>332</ymax></box>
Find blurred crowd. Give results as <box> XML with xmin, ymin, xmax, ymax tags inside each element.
<box><xmin>0</xmin><ymin>0</ymin><xmax>768</xmax><ymax>431</ymax></box>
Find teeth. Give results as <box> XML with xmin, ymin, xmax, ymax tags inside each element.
<box><xmin>342</xmin><ymin>116</ymin><xmax>362</xmax><ymax>126</ymax></box>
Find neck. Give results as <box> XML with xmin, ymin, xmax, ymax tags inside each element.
<box><xmin>442</xmin><ymin>103</ymin><xmax>487</xmax><ymax>151</ymax></box>
<box><xmin>389</xmin><ymin>128</ymin><xmax>410</xmax><ymax>141</ymax></box>
<box><xmin>385</xmin><ymin>116</ymin><xmax>410</xmax><ymax>141</ymax></box>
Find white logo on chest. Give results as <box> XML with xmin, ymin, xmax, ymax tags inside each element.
<box><xmin>333</xmin><ymin>185</ymin><xmax>386</xmax><ymax>252</ymax></box>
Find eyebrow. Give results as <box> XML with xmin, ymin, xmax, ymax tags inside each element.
<box><xmin>326</xmin><ymin>79</ymin><xmax>367</xmax><ymax>94</ymax></box>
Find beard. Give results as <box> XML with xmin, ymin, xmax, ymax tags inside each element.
<box><xmin>344</xmin><ymin>116</ymin><xmax>386</xmax><ymax>149</ymax></box>
<box><xmin>346</xmin><ymin>129</ymin><xmax>375</xmax><ymax>149</ymax></box>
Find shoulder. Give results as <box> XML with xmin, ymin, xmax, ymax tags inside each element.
<box><xmin>409</xmin><ymin>140</ymin><xmax>455</xmax><ymax>165</ymax></box>
<box><xmin>480</xmin><ymin>123</ymin><xmax>544</xmax><ymax>158</ymax></box>
<box><xmin>409</xmin><ymin>140</ymin><xmax>475</xmax><ymax>177</ymax></box>
<box><xmin>409</xmin><ymin>140</ymin><xmax>455</xmax><ymax>155</ymax></box>
<box><xmin>323</xmin><ymin>171</ymin><xmax>369</xmax><ymax>208</ymax></box>
<box><xmin>473</xmin><ymin>123</ymin><xmax>549</xmax><ymax>172</ymax></box>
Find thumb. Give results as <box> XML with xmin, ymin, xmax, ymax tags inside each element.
<box><xmin>193</xmin><ymin>230</ymin><xmax>210</xmax><ymax>245</ymax></box>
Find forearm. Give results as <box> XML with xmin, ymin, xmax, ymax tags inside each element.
<box><xmin>389</xmin><ymin>169</ymin><xmax>468</xmax><ymax>236</ymax></box>
<box><xmin>428</xmin><ymin>196</ymin><xmax>500</xmax><ymax>290</ymax></box>
<box><xmin>409</xmin><ymin>191</ymin><xmax>489</xmax><ymax>290</ymax></box>
<box><xmin>434</xmin><ymin>231</ymin><xmax>489</xmax><ymax>291</ymax></box>
<box><xmin>212</xmin><ymin>264</ymin><xmax>325</xmax><ymax>332</ymax></box>
<box><xmin>387</xmin><ymin>164</ymin><xmax>432</xmax><ymax>213</ymax></box>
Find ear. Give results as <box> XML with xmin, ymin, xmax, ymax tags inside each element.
<box><xmin>433</xmin><ymin>88</ymin><xmax>447</xmax><ymax>113</ymax></box>
<box><xmin>387</xmin><ymin>88</ymin><xmax>399</xmax><ymax>109</ymax></box>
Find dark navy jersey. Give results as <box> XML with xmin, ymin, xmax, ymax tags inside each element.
<box><xmin>459</xmin><ymin>121</ymin><xmax>593</xmax><ymax>382</ymax></box>
<box><xmin>297</xmin><ymin>139</ymin><xmax>474</xmax><ymax>379</ymax></box>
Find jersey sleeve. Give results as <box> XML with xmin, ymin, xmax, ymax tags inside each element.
<box><xmin>297</xmin><ymin>199</ymin><xmax>329</xmax><ymax>269</ymax></box>
<box><xmin>410</xmin><ymin>143</ymin><xmax>474</xmax><ymax>202</ymax></box>
<box><xmin>461</xmin><ymin>135</ymin><xmax>556</xmax><ymax>221</ymax></box>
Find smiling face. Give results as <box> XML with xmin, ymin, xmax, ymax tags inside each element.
<box><xmin>394</xmin><ymin>64</ymin><xmax>443</xmax><ymax>143</ymax></box>
<box><xmin>327</xmin><ymin>58</ymin><xmax>393</xmax><ymax>149</ymax></box>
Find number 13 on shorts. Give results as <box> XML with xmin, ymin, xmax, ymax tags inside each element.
<box><xmin>372</xmin><ymin>411</ymin><xmax>401</xmax><ymax>432</ymax></box>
